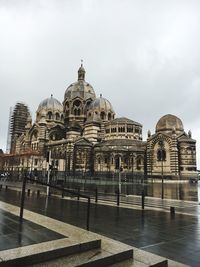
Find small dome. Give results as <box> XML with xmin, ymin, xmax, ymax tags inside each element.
<box><xmin>156</xmin><ymin>114</ymin><xmax>184</xmax><ymax>133</ymax></box>
<box><xmin>37</xmin><ymin>95</ymin><xmax>63</xmax><ymax>113</ymax></box>
<box><xmin>88</xmin><ymin>95</ymin><xmax>114</xmax><ymax>113</ymax></box>
<box><xmin>87</xmin><ymin>95</ymin><xmax>115</xmax><ymax>122</ymax></box>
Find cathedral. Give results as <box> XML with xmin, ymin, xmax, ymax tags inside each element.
<box><xmin>2</xmin><ymin>65</ymin><xmax>197</xmax><ymax>180</ymax></box>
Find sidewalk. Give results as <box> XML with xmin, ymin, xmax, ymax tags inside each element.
<box><xmin>0</xmin><ymin>201</ymin><xmax>187</xmax><ymax>267</ymax></box>
<box><xmin>0</xmin><ymin>187</ymin><xmax>199</xmax><ymax>266</ymax></box>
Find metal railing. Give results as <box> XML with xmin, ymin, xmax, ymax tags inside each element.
<box><xmin>19</xmin><ymin>176</ymin><xmax>91</xmax><ymax>230</ymax></box>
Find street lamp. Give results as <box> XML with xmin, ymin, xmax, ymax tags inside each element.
<box><xmin>158</xmin><ymin>139</ymin><xmax>165</xmax><ymax>199</ymax></box>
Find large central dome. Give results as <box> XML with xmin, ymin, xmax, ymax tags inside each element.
<box><xmin>156</xmin><ymin>114</ymin><xmax>184</xmax><ymax>134</ymax></box>
<box><xmin>64</xmin><ymin>65</ymin><xmax>96</xmax><ymax>101</ymax></box>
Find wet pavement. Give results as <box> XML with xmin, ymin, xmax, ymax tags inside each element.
<box><xmin>0</xmin><ymin>208</ymin><xmax>65</xmax><ymax>251</ymax></box>
<box><xmin>0</xmin><ymin>188</ymin><xmax>200</xmax><ymax>266</ymax></box>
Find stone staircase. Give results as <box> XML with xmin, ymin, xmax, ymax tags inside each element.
<box><xmin>0</xmin><ymin>236</ymin><xmax>172</xmax><ymax>267</ymax></box>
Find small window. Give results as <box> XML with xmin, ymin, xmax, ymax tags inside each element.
<box><xmin>48</xmin><ymin>112</ymin><xmax>53</xmax><ymax>120</ymax></box>
<box><xmin>56</xmin><ymin>113</ymin><xmax>60</xmax><ymax>120</ymax></box>
<box><xmin>100</xmin><ymin>112</ymin><xmax>105</xmax><ymax>120</ymax></box>
<box><xmin>157</xmin><ymin>149</ymin><xmax>166</xmax><ymax>161</ymax></box>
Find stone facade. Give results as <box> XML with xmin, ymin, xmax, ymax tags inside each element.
<box><xmin>2</xmin><ymin>65</ymin><xmax>197</xmax><ymax>180</ymax></box>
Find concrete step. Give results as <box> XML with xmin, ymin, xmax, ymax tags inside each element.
<box><xmin>31</xmin><ymin>246</ymin><xmax>133</xmax><ymax>267</ymax></box>
<box><xmin>110</xmin><ymin>248</ymin><xmax>188</xmax><ymax>267</ymax></box>
<box><xmin>109</xmin><ymin>258</ymin><xmax>168</xmax><ymax>267</ymax></box>
<box><xmin>0</xmin><ymin>238</ymin><xmax>101</xmax><ymax>267</ymax></box>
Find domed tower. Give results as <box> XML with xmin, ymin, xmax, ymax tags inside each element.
<box><xmin>147</xmin><ymin>114</ymin><xmax>197</xmax><ymax>180</ymax></box>
<box><xmin>87</xmin><ymin>94</ymin><xmax>115</xmax><ymax>122</ymax></box>
<box><xmin>83</xmin><ymin>95</ymin><xmax>115</xmax><ymax>143</ymax></box>
<box><xmin>156</xmin><ymin>114</ymin><xmax>184</xmax><ymax>135</ymax></box>
<box><xmin>36</xmin><ymin>95</ymin><xmax>63</xmax><ymax>124</ymax></box>
<box><xmin>63</xmin><ymin>64</ymin><xmax>96</xmax><ymax>127</ymax></box>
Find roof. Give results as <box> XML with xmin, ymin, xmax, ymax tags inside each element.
<box><xmin>88</xmin><ymin>95</ymin><xmax>115</xmax><ymax>113</ymax></box>
<box><xmin>156</xmin><ymin>114</ymin><xmax>184</xmax><ymax>133</ymax></box>
<box><xmin>37</xmin><ymin>95</ymin><xmax>63</xmax><ymax>112</ymax></box>
<box><xmin>94</xmin><ymin>139</ymin><xmax>146</xmax><ymax>152</ymax></box>
<box><xmin>64</xmin><ymin>66</ymin><xmax>96</xmax><ymax>101</ymax></box>
<box><xmin>108</xmin><ymin>117</ymin><xmax>142</xmax><ymax>127</ymax></box>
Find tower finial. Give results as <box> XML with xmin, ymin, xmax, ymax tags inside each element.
<box><xmin>78</xmin><ymin>61</ymin><xmax>85</xmax><ymax>81</ymax></box>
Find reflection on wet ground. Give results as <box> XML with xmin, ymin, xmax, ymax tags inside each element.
<box><xmin>0</xmin><ymin>188</ymin><xmax>200</xmax><ymax>266</ymax></box>
<box><xmin>0</xmin><ymin>208</ymin><xmax>65</xmax><ymax>251</ymax></box>
<box><xmin>67</xmin><ymin>179</ymin><xmax>200</xmax><ymax>201</ymax></box>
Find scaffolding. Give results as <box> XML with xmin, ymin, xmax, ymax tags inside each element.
<box><xmin>9</xmin><ymin>102</ymin><xmax>30</xmax><ymax>154</ymax></box>
<box><xmin>6</xmin><ymin>107</ymin><xmax>13</xmax><ymax>153</ymax></box>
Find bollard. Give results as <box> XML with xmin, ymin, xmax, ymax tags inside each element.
<box><xmin>95</xmin><ymin>187</ymin><xmax>98</xmax><ymax>203</ymax></box>
<box><xmin>117</xmin><ymin>189</ymin><xmax>120</xmax><ymax>206</ymax></box>
<box><xmin>5</xmin><ymin>185</ymin><xmax>8</xmax><ymax>190</ymax></box>
<box><xmin>142</xmin><ymin>190</ymin><xmax>145</xmax><ymax>210</ymax></box>
<box><xmin>27</xmin><ymin>189</ymin><xmax>30</xmax><ymax>196</ymax></box>
<box><xmin>170</xmin><ymin>206</ymin><xmax>175</xmax><ymax>215</ymax></box>
<box><xmin>37</xmin><ymin>190</ymin><xmax>40</xmax><ymax>197</ymax></box>
<box><xmin>61</xmin><ymin>184</ymin><xmax>65</xmax><ymax>198</ymax></box>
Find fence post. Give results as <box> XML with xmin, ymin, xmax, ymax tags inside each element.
<box><xmin>142</xmin><ymin>190</ymin><xmax>145</xmax><ymax>210</ymax></box>
<box><xmin>87</xmin><ymin>197</ymin><xmax>90</xmax><ymax>230</ymax></box>
<box><xmin>170</xmin><ymin>206</ymin><xmax>175</xmax><ymax>215</ymax></box>
<box><xmin>20</xmin><ymin>175</ymin><xmax>27</xmax><ymax>222</ymax></box>
<box><xmin>117</xmin><ymin>189</ymin><xmax>120</xmax><ymax>206</ymax></box>
<box><xmin>95</xmin><ymin>187</ymin><xmax>98</xmax><ymax>203</ymax></box>
<box><xmin>62</xmin><ymin>188</ymin><xmax>64</xmax><ymax>198</ymax></box>
<box><xmin>77</xmin><ymin>187</ymin><xmax>80</xmax><ymax>200</ymax></box>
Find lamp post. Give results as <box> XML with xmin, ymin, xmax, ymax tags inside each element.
<box><xmin>46</xmin><ymin>150</ymin><xmax>51</xmax><ymax>196</ymax></box>
<box><xmin>158</xmin><ymin>139</ymin><xmax>165</xmax><ymax>199</ymax></box>
<box><xmin>118</xmin><ymin>156</ymin><xmax>122</xmax><ymax>194</ymax></box>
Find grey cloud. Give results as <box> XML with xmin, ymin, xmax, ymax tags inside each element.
<box><xmin>0</xmin><ymin>0</ymin><xmax>200</xmax><ymax>166</ymax></box>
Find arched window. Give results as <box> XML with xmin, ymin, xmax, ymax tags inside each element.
<box><xmin>55</xmin><ymin>113</ymin><xmax>60</xmax><ymax>120</ymax></box>
<box><xmin>136</xmin><ymin>157</ymin><xmax>142</xmax><ymax>170</ymax></box>
<box><xmin>48</xmin><ymin>112</ymin><xmax>53</xmax><ymax>120</ymax></box>
<box><xmin>157</xmin><ymin>149</ymin><xmax>166</xmax><ymax>161</ymax></box>
<box><xmin>115</xmin><ymin>156</ymin><xmax>120</xmax><ymax>170</ymax></box>
<box><xmin>100</xmin><ymin>112</ymin><xmax>105</xmax><ymax>120</ymax></box>
<box><xmin>108</xmin><ymin>113</ymin><xmax>111</xmax><ymax>120</ymax></box>
<box><xmin>73</xmin><ymin>100</ymin><xmax>81</xmax><ymax>107</ymax></box>
<box><xmin>73</xmin><ymin>100</ymin><xmax>81</xmax><ymax>116</ymax></box>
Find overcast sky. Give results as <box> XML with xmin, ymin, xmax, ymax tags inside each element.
<box><xmin>0</xmin><ymin>0</ymin><xmax>200</xmax><ymax>167</ymax></box>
